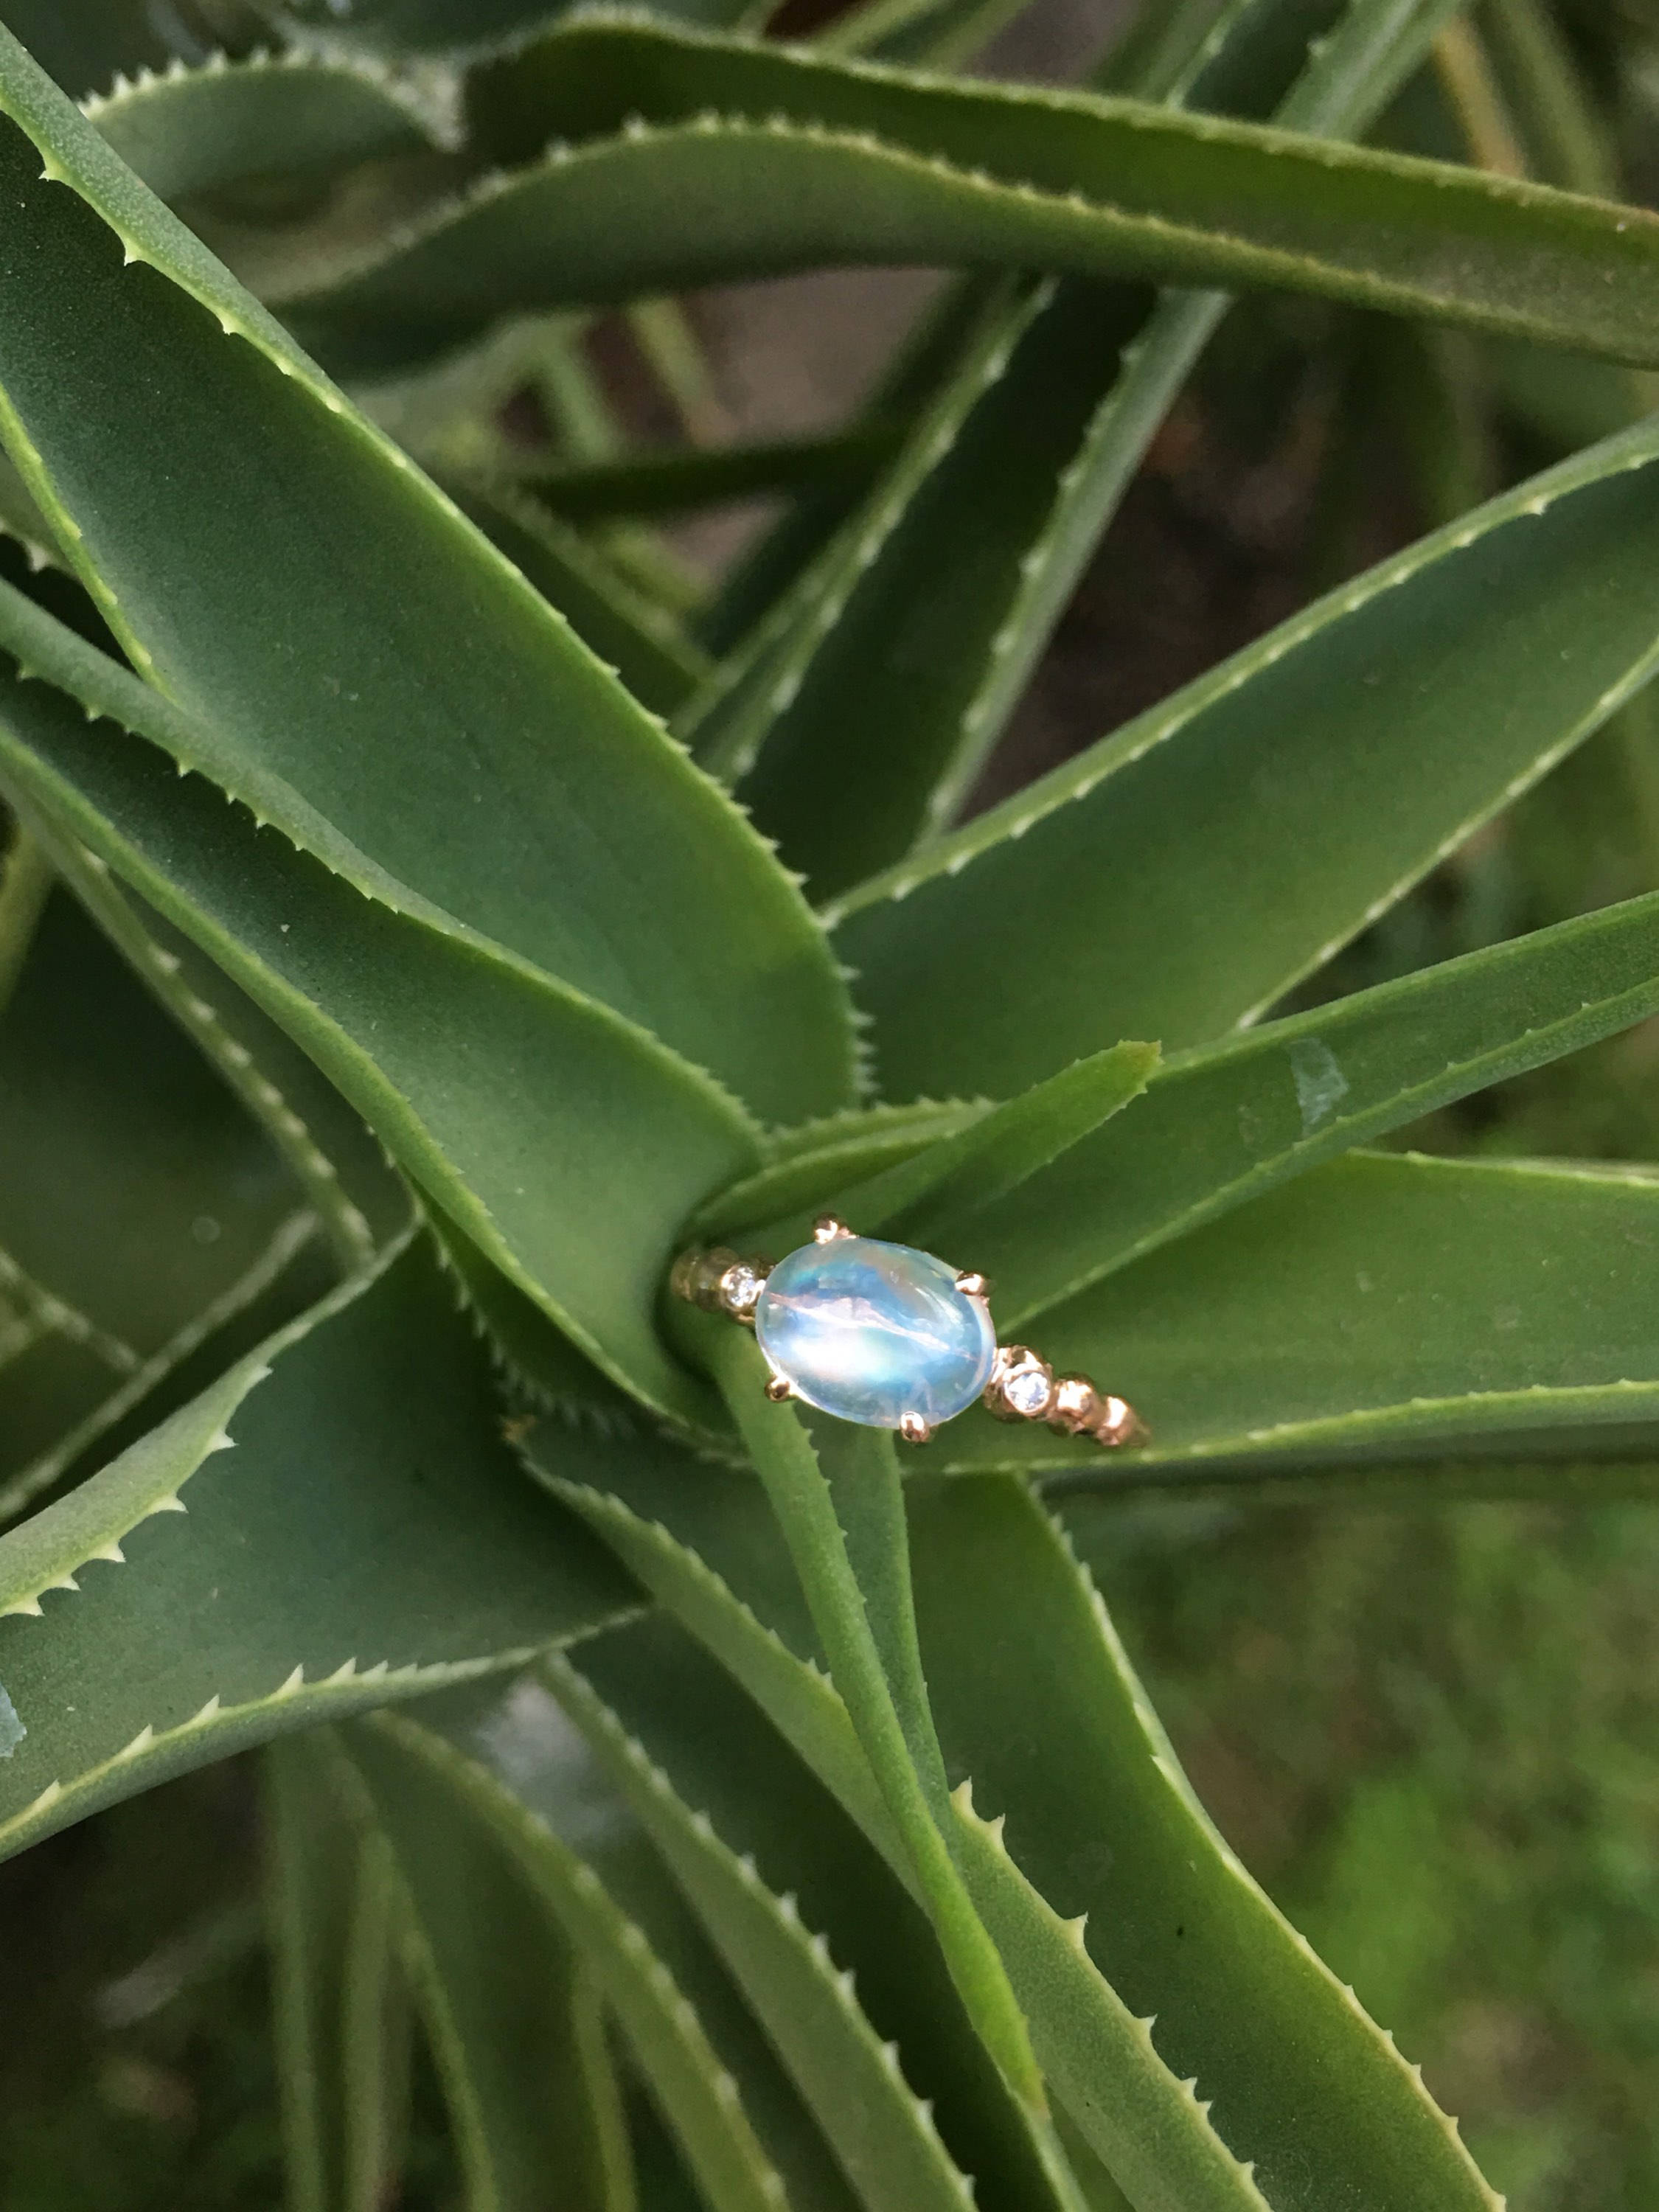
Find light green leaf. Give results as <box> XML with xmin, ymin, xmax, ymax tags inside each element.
<box><xmin>697</xmin><ymin>1043</ymin><xmax>1158</xmax><ymax>1271</ymax></box>
<box><xmin>0</xmin><ymin>1234</ymin><xmax>637</xmax><ymax>1863</ymax></box>
<box><xmin>535</xmin><ymin>1445</ymin><xmax>1276</xmax><ymax>2211</ymax></box>
<box><xmin>818</xmin><ymin>1042</ymin><xmax>1158</xmax><ymax>1253</ymax></box>
<box><xmin>939</xmin><ymin>1153</ymin><xmax>1659</xmax><ymax>1478</ymax></box>
<box><xmin>946</xmin><ymin>886</ymin><xmax>1659</xmax><ymax>1329</ymax></box>
<box><xmin>834</xmin><ymin>414</ymin><xmax>1659</xmax><ymax>1100</ymax></box>
<box><xmin>0</xmin><ymin>28</ymin><xmax>857</xmax><ymax>1127</ymax></box>
<box><xmin>706</xmin><ymin>1327</ymin><xmax>1048</xmax><ymax>2118</ymax></box>
<box><xmin>82</xmin><ymin>48</ymin><xmax>448</xmax><ymax>204</ymax></box>
<box><xmin>905</xmin><ymin>1472</ymin><xmax>1500</xmax><ymax>2211</ymax></box>
<box><xmin>284</xmin><ymin>20</ymin><xmax>1659</xmax><ymax>373</ymax></box>
<box><xmin>0</xmin><ymin>659</ymin><xmax>753</xmax><ymax>1425</ymax></box>
<box><xmin>552</xmin><ymin>1617</ymin><xmax>1086</xmax><ymax>2212</ymax></box>
<box><xmin>689</xmin><ymin>1102</ymin><xmax>991</xmax><ymax>1246</ymax></box>
<box><xmin>341</xmin><ymin>1722</ymin><xmax>638</xmax><ymax>2212</ymax></box>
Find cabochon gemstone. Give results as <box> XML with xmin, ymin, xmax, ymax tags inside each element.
<box><xmin>754</xmin><ymin>1236</ymin><xmax>997</xmax><ymax>1430</ymax></box>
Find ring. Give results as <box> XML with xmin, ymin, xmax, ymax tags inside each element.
<box><xmin>672</xmin><ymin>1215</ymin><xmax>1147</xmax><ymax>1450</ymax></box>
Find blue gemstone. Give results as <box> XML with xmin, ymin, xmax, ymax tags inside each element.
<box><xmin>754</xmin><ymin>1236</ymin><xmax>997</xmax><ymax>1431</ymax></box>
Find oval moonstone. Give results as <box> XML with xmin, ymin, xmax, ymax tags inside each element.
<box><xmin>754</xmin><ymin>1236</ymin><xmax>996</xmax><ymax>1431</ymax></box>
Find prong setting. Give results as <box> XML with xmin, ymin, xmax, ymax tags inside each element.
<box><xmin>813</xmin><ymin>1214</ymin><xmax>854</xmax><ymax>1244</ymax></box>
<box><xmin>954</xmin><ymin>1270</ymin><xmax>992</xmax><ymax>1299</ymax></box>
<box><xmin>764</xmin><ymin>1371</ymin><xmax>796</xmax><ymax>1403</ymax></box>
<box><xmin>898</xmin><ymin>1411</ymin><xmax>933</xmax><ymax>1445</ymax></box>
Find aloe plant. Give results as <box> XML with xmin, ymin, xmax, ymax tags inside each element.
<box><xmin>4</xmin><ymin>0</ymin><xmax>1659</xmax><ymax>2202</ymax></box>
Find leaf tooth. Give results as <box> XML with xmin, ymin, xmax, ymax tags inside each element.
<box><xmin>1</xmin><ymin>1596</ymin><xmax>44</xmax><ymax>1618</ymax></box>
<box><xmin>87</xmin><ymin>1539</ymin><xmax>125</xmax><ymax>1565</ymax></box>
<box><xmin>1062</xmin><ymin>1910</ymin><xmax>1089</xmax><ymax>1953</ymax></box>
<box><xmin>26</xmin><ymin>1781</ymin><xmax>62</xmax><ymax>1816</ymax></box>
<box><xmin>146</xmin><ymin>1493</ymin><xmax>188</xmax><ymax>1518</ymax></box>
<box><xmin>116</xmin><ymin>1724</ymin><xmax>156</xmax><ymax>1761</ymax></box>
<box><xmin>273</xmin><ymin>1664</ymin><xmax>305</xmax><ymax>1699</ymax></box>
<box><xmin>47</xmin><ymin>1573</ymin><xmax>79</xmax><ymax>1594</ymax></box>
<box><xmin>324</xmin><ymin>1657</ymin><xmax>358</xmax><ymax>1686</ymax></box>
<box><xmin>189</xmin><ymin>1694</ymin><xmax>222</xmax><ymax>1725</ymax></box>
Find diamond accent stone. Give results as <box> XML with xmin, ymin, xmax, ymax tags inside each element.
<box><xmin>1001</xmin><ymin>1361</ymin><xmax>1054</xmax><ymax>1418</ymax></box>
<box><xmin>719</xmin><ymin>1263</ymin><xmax>765</xmax><ymax>1318</ymax></box>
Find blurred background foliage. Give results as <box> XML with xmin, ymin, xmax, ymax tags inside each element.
<box><xmin>7</xmin><ymin>0</ymin><xmax>1659</xmax><ymax>2204</ymax></box>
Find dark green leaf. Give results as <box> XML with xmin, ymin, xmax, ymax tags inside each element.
<box><xmin>0</xmin><ymin>660</ymin><xmax>753</xmax><ymax>1425</ymax></box>
<box><xmin>283</xmin><ymin>21</ymin><xmax>1659</xmax><ymax>374</ymax></box>
<box><xmin>834</xmin><ymin>416</ymin><xmax>1659</xmax><ymax>1099</ymax></box>
<box><xmin>0</xmin><ymin>1234</ymin><xmax>637</xmax><ymax>1861</ymax></box>
<box><xmin>451</xmin><ymin>479</ymin><xmax>712</xmax><ymax>717</ymax></box>
<box><xmin>342</xmin><ymin>1723</ymin><xmax>636</xmax><ymax>2212</ymax></box>
<box><xmin>948</xmin><ymin>887</ymin><xmax>1659</xmax><ymax>1329</ymax></box>
<box><xmin>0</xmin><ymin>32</ymin><xmax>858</xmax><ymax>1126</ymax></box>
<box><xmin>905</xmin><ymin>1472</ymin><xmax>1501</xmax><ymax>2211</ymax></box>
<box><xmin>552</xmin><ymin>1615</ymin><xmax>1091</xmax><ymax>2212</ymax></box>
<box><xmin>938</xmin><ymin>1154</ymin><xmax>1659</xmax><ymax>1478</ymax></box>
<box><xmin>83</xmin><ymin>49</ymin><xmax>445</xmax><ymax>204</ymax></box>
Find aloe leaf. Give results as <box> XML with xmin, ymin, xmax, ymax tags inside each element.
<box><xmin>262</xmin><ymin>0</ymin><xmax>759</xmax><ymax>63</ymax></box>
<box><xmin>537</xmin><ymin>1439</ymin><xmax>1486</xmax><ymax>2208</ymax></box>
<box><xmin>81</xmin><ymin>49</ymin><xmax>448</xmax><ymax>203</ymax></box>
<box><xmin>689</xmin><ymin>1102</ymin><xmax>991</xmax><ymax>1245</ymax></box>
<box><xmin>835</xmin><ymin>413</ymin><xmax>1659</xmax><ymax>1099</ymax></box>
<box><xmin>904</xmin><ymin>1473</ymin><xmax>1501</xmax><ymax>2211</ymax></box>
<box><xmin>38</xmin><ymin>824</ymin><xmax>403</xmax><ymax>1270</ymax></box>
<box><xmin>451</xmin><ymin>479</ymin><xmax>712</xmax><ymax>716</ymax></box>
<box><xmin>552</xmin><ymin>1617</ymin><xmax>1085</xmax><ymax>2212</ymax></box>
<box><xmin>0</xmin><ymin>881</ymin><xmax>305</xmax><ymax>1355</ymax></box>
<box><xmin>940</xmin><ymin>1152</ymin><xmax>1659</xmax><ymax>1478</ymax></box>
<box><xmin>521</xmin><ymin>433</ymin><xmax>900</xmax><ymax>524</ymax></box>
<box><xmin>947</xmin><ymin>885</ymin><xmax>1659</xmax><ymax>1329</ymax></box>
<box><xmin>705</xmin><ymin>1327</ymin><xmax>1046</xmax><ymax>2115</ymax></box>
<box><xmin>265</xmin><ymin>1733</ymin><xmax>410</xmax><ymax>2212</ymax></box>
<box><xmin>0</xmin><ymin>662</ymin><xmax>754</xmax><ymax>1425</ymax></box>
<box><xmin>0</xmin><ymin>1233</ymin><xmax>637</xmax><ymax>1863</ymax></box>
<box><xmin>363</xmin><ymin>1682</ymin><xmax>860</xmax><ymax>2212</ymax></box>
<box><xmin>827</xmin><ymin>1043</ymin><xmax>1158</xmax><ymax>1253</ymax></box>
<box><xmin>0</xmin><ymin>1211</ymin><xmax>331</xmax><ymax>1530</ymax></box>
<box><xmin>430</xmin><ymin>1208</ymin><xmax>639</xmax><ymax>1432</ymax></box>
<box><xmin>336</xmin><ymin>1725</ymin><xmax>638</xmax><ymax>2212</ymax></box>
<box><xmin>698</xmin><ymin>1043</ymin><xmax>1158</xmax><ymax>1265</ymax></box>
<box><xmin>0</xmin><ymin>28</ymin><xmax>857</xmax><ymax>1128</ymax></box>
<box><xmin>0</xmin><ymin>1</ymin><xmax>169</xmax><ymax>99</ymax></box>
<box><xmin>286</xmin><ymin>20</ymin><xmax>1659</xmax><ymax>375</ymax></box>
<box><xmin>700</xmin><ymin>0</ymin><xmax>1456</xmax><ymax>892</ymax></box>
<box><xmin>0</xmin><ymin>814</ymin><xmax>49</xmax><ymax>1010</ymax></box>
<box><xmin>546</xmin><ymin>1559</ymin><xmax>1268</xmax><ymax>2212</ymax></box>
<box><xmin>695</xmin><ymin>276</ymin><xmax>1004</xmax><ymax>660</ymax></box>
